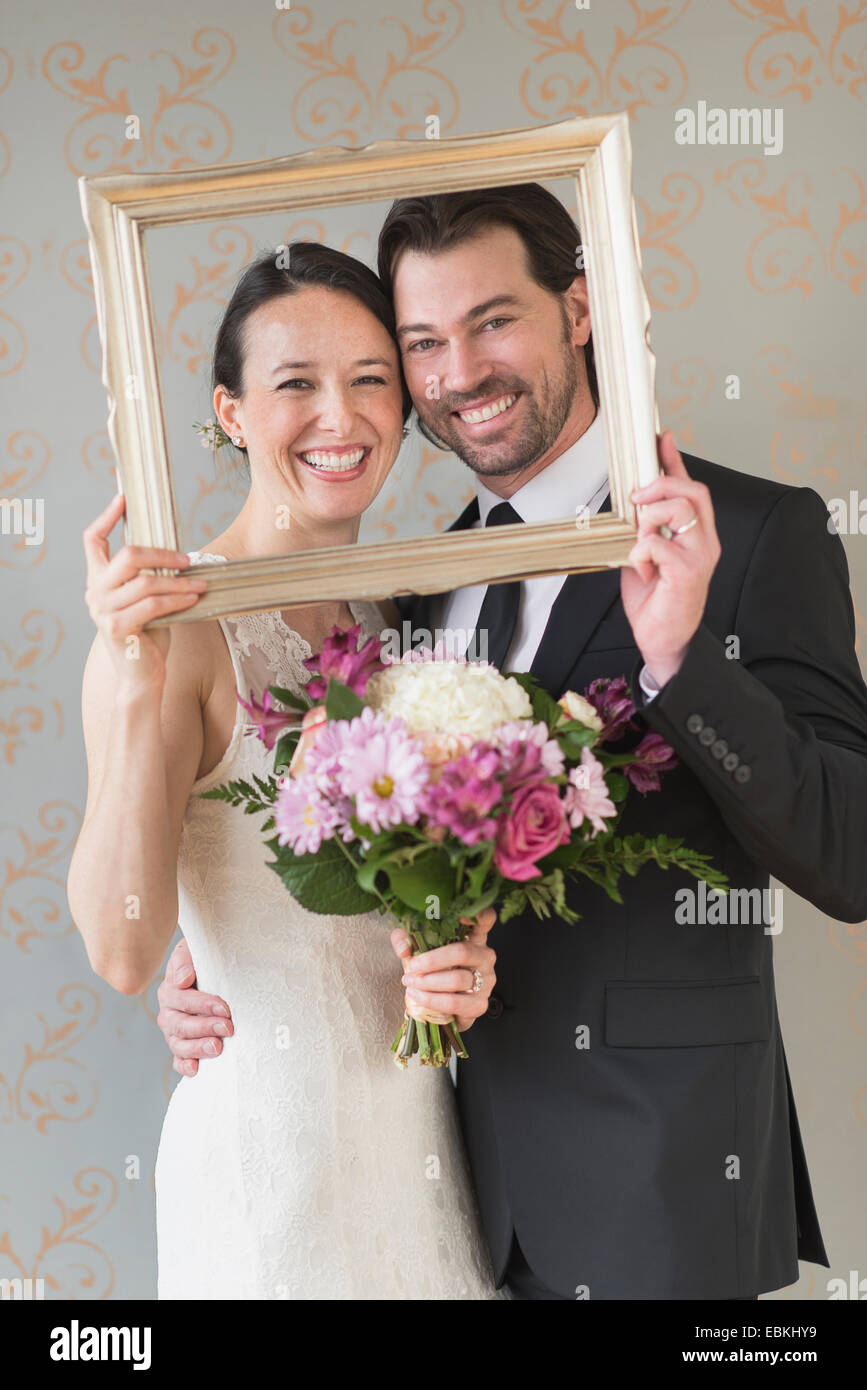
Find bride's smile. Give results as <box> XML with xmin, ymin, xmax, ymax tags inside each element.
<box><xmin>296</xmin><ymin>444</ymin><xmax>371</xmax><ymax>476</ymax></box>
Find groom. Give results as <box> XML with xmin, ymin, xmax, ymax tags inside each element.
<box><xmin>158</xmin><ymin>185</ymin><xmax>867</xmax><ymax>1299</ymax></box>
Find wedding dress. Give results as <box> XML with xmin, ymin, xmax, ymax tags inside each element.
<box><xmin>154</xmin><ymin>552</ymin><xmax>505</xmax><ymax>1299</ymax></box>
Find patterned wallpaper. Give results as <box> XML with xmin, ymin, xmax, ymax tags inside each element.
<box><xmin>1</xmin><ymin>0</ymin><xmax>865</xmax><ymax>1300</ymax></box>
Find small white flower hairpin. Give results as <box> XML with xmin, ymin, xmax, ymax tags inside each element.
<box><xmin>192</xmin><ymin>418</ymin><xmax>236</xmax><ymax>451</ymax></box>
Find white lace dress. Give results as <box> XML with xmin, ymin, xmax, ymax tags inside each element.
<box><xmin>154</xmin><ymin>552</ymin><xmax>504</xmax><ymax>1300</ymax></box>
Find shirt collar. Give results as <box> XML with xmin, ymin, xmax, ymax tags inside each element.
<box><xmin>473</xmin><ymin>411</ymin><xmax>609</xmax><ymax>525</ymax></box>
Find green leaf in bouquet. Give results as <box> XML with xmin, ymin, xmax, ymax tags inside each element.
<box><xmin>536</xmin><ymin>837</ymin><xmax>590</xmax><ymax>872</ymax></box>
<box><xmin>356</xmin><ymin>850</ymin><xmax>394</xmax><ymax>897</ymax></box>
<box><xmin>264</xmin><ymin>835</ymin><xmax>380</xmax><ymax>916</ymax></box>
<box><xmin>454</xmin><ymin>879</ymin><xmax>501</xmax><ymax>921</ymax></box>
<box><xmin>558</xmin><ymin>725</ymin><xmax>600</xmax><ymax>760</ymax></box>
<box><xmin>325</xmin><ymin>678</ymin><xmax>365</xmax><ymax>722</ymax></box>
<box><xmin>252</xmin><ymin>773</ymin><xmax>278</xmax><ymax>802</ymax></box>
<box><xmin>497</xmin><ymin>869</ymin><xmax>582</xmax><ymax>925</ymax></box>
<box><xmin>504</xmin><ymin>670</ymin><xmax>538</xmax><ymax>698</ymax></box>
<box><xmin>464</xmin><ymin>843</ymin><xmax>494</xmax><ymax>898</ymax></box>
<box><xmin>507</xmin><ymin>671</ymin><xmax>563</xmax><ymax>730</ymax></box>
<box><xmin>274</xmin><ymin>728</ymin><xmax>301</xmax><ymax>777</ymax></box>
<box><xmin>499</xmin><ymin>887</ymin><xmax>529</xmax><ymax>923</ymax></box>
<box><xmin>200</xmin><ymin>776</ymin><xmax>278</xmax><ymax>814</ymax></box>
<box><xmin>267</xmin><ymin>684</ymin><xmax>311</xmax><ymax>714</ymax></box>
<box><xmin>572</xmin><ymin>861</ymin><xmax>624</xmax><ymax>905</ymax></box>
<box><xmin>605</xmin><ymin>771</ymin><xmax>629</xmax><ymax>802</ymax></box>
<box><xmin>383</xmin><ymin>847</ymin><xmax>456</xmax><ymax>915</ymax></box>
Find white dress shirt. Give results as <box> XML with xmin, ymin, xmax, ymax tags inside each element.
<box><xmin>436</xmin><ymin>412</ymin><xmax>659</xmax><ymax>700</ymax></box>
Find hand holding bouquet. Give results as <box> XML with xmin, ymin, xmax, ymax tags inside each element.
<box><xmin>205</xmin><ymin>626</ymin><xmax>729</xmax><ymax>1066</ymax></box>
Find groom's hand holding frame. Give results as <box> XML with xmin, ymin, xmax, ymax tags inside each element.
<box><xmin>623</xmin><ymin>430</ymin><xmax>723</xmax><ymax>689</ymax></box>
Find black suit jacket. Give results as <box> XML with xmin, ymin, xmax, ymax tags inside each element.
<box><xmin>398</xmin><ymin>453</ymin><xmax>867</xmax><ymax>1299</ymax></box>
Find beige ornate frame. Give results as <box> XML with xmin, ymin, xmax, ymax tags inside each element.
<box><xmin>79</xmin><ymin>112</ymin><xmax>658</xmax><ymax>628</ymax></box>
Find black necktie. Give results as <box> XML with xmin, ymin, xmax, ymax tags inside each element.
<box><xmin>471</xmin><ymin>501</ymin><xmax>523</xmax><ymax>669</ymax></box>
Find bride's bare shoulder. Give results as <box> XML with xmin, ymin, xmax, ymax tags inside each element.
<box><xmin>165</xmin><ymin>608</ymin><xmax>227</xmax><ymax>704</ymax></box>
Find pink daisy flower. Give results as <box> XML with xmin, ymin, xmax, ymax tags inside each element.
<box><xmin>275</xmin><ymin>775</ymin><xmax>342</xmax><ymax>855</ymax></box>
<box><xmin>336</xmin><ymin>707</ymin><xmax>429</xmax><ymax>834</ymax></box>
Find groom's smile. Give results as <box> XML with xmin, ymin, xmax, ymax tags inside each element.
<box><xmin>453</xmin><ymin>390</ymin><xmax>520</xmax><ymax>430</ymax></box>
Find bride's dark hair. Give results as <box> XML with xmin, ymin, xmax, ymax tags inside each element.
<box><xmin>212</xmin><ymin>242</ymin><xmax>412</xmax><ymax>462</ymax></box>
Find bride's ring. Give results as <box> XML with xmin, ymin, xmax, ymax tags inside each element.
<box><xmin>659</xmin><ymin>513</ymin><xmax>698</xmax><ymax>541</ymax></box>
<box><xmin>467</xmin><ymin>968</ymin><xmax>483</xmax><ymax>994</ymax></box>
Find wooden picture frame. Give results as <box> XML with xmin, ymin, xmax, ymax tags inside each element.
<box><xmin>78</xmin><ymin>112</ymin><xmax>659</xmax><ymax>628</ymax></box>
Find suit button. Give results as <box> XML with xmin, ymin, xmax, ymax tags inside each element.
<box><xmin>723</xmin><ymin>752</ymin><xmax>739</xmax><ymax>772</ymax></box>
<box><xmin>734</xmin><ymin>763</ymin><xmax>752</xmax><ymax>784</ymax></box>
<box><xmin>698</xmin><ymin>725</ymin><xmax>716</xmax><ymax>746</ymax></box>
<box><xmin>487</xmin><ymin>995</ymin><xmax>504</xmax><ymax>1019</ymax></box>
<box><xmin>711</xmin><ymin>739</ymin><xmax>728</xmax><ymax>759</ymax></box>
<box><xmin>686</xmin><ymin>714</ymin><xmax>704</xmax><ymax>734</ymax></box>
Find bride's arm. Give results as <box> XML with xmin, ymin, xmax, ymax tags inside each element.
<box><xmin>67</xmin><ymin>493</ymin><xmax>211</xmax><ymax>995</ymax></box>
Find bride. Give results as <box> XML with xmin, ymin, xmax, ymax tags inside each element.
<box><xmin>67</xmin><ymin>243</ymin><xmax>504</xmax><ymax>1300</ymax></box>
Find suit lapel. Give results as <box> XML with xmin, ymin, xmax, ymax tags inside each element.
<box><xmin>528</xmin><ymin>491</ymin><xmax>622</xmax><ymax>697</ymax></box>
<box><xmin>528</xmin><ymin>567</ymin><xmax>622</xmax><ymax>696</ymax></box>
<box><xmin>400</xmin><ymin>490</ymin><xmax>622</xmax><ymax>688</ymax></box>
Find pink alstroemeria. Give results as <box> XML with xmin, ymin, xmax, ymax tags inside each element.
<box><xmin>423</xmin><ymin>744</ymin><xmax>503</xmax><ymax>845</ymax></box>
<box><xmin>391</xmin><ymin>636</ymin><xmax>468</xmax><ymax>664</ymax></box>
<box><xmin>237</xmin><ymin>687</ymin><xmax>302</xmax><ymax>751</ymax></box>
<box><xmin>303</xmin><ymin>623</ymin><xmax>385</xmax><ymax>700</ymax></box>
<box><xmin>494</xmin><ymin>720</ymin><xmax>565</xmax><ymax>777</ymax></box>
<box><xmin>624</xmin><ymin>732</ymin><xmax>679</xmax><ymax>794</ymax></box>
<box><xmin>563</xmin><ymin>748</ymin><xmax>617</xmax><ymax>838</ymax></box>
<box><xmin>499</xmin><ymin>736</ymin><xmax>554</xmax><ymax>793</ymax></box>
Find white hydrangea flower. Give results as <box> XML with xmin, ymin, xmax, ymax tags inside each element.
<box><xmin>366</xmin><ymin>659</ymin><xmax>532</xmax><ymax>740</ymax></box>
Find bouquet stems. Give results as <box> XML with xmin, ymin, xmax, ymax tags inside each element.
<box><xmin>390</xmin><ymin>926</ymin><xmax>469</xmax><ymax>1069</ymax></box>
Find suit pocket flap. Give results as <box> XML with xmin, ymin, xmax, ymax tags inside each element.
<box><xmin>604</xmin><ymin>976</ymin><xmax>769</xmax><ymax>1047</ymax></box>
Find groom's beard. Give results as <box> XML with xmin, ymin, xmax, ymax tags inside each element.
<box><xmin>415</xmin><ymin>327</ymin><xmax>581</xmax><ymax>479</ymax></box>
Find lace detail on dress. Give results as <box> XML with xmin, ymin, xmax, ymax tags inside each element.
<box><xmin>154</xmin><ymin>551</ymin><xmax>505</xmax><ymax>1299</ymax></box>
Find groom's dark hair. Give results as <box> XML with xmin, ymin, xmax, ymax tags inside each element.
<box><xmin>377</xmin><ymin>184</ymin><xmax>597</xmax><ymax>407</ymax></box>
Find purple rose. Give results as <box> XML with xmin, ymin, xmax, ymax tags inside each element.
<box><xmin>494</xmin><ymin>782</ymin><xmax>570</xmax><ymax>882</ymax></box>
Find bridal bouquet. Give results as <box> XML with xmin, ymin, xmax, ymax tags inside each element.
<box><xmin>203</xmin><ymin>625</ymin><xmax>729</xmax><ymax>1067</ymax></box>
